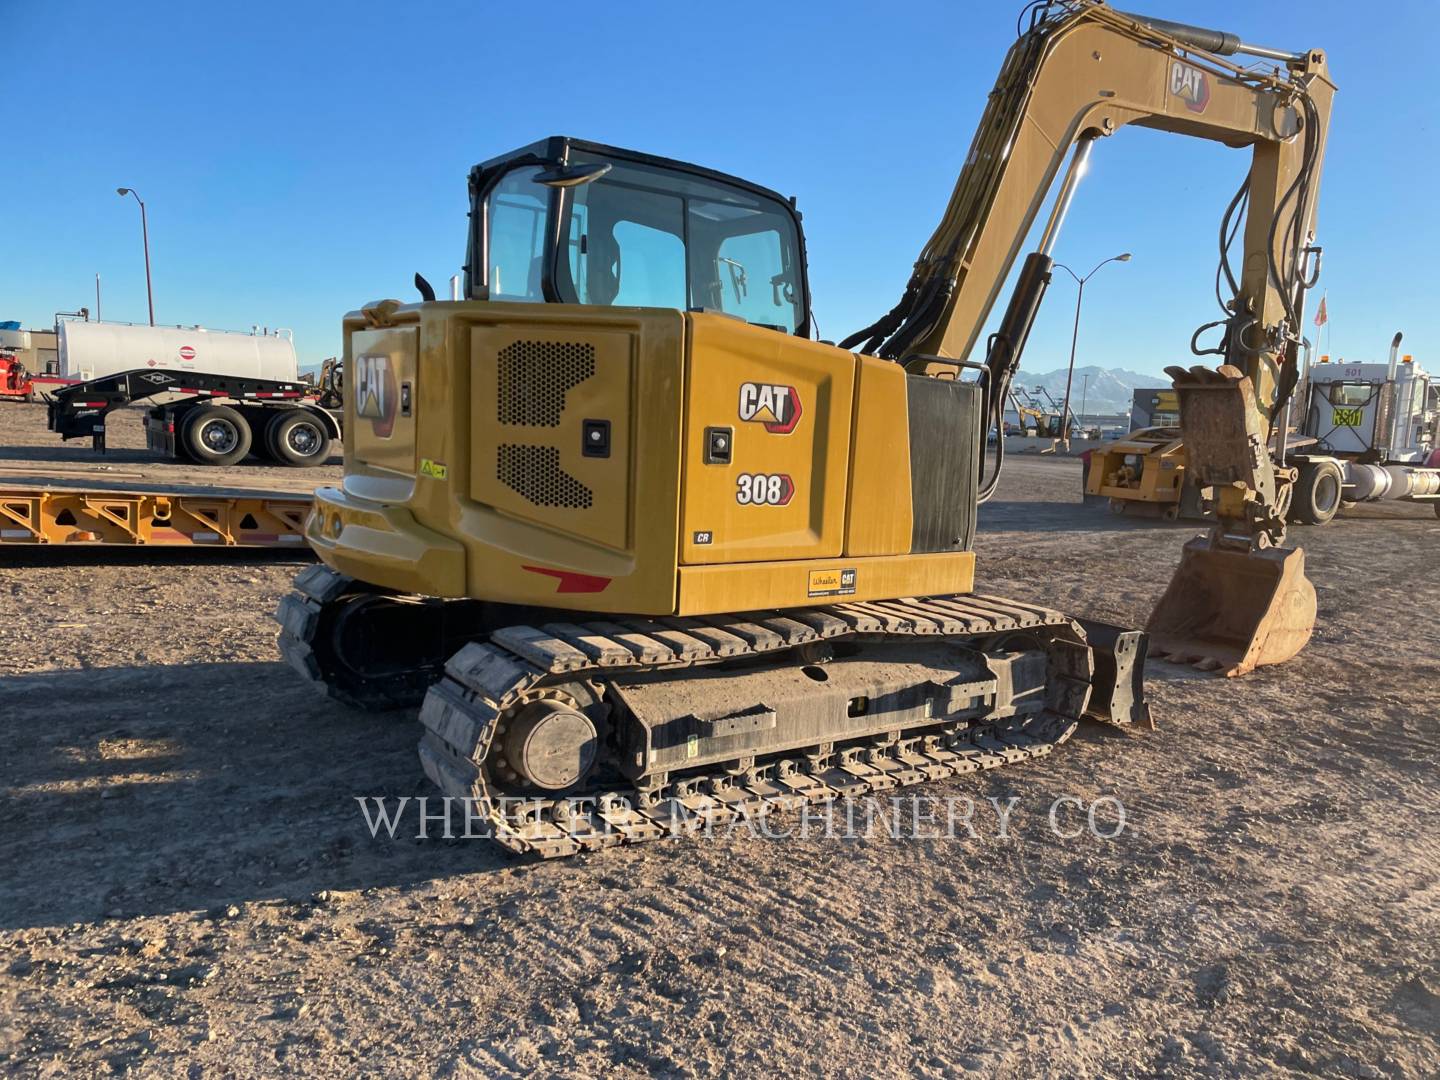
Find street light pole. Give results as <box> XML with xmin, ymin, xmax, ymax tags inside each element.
<box><xmin>1053</xmin><ymin>252</ymin><xmax>1130</xmax><ymax>449</ymax></box>
<box><xmin>1079</xmin><ymin>371</ymin><xmax>1091</xmax><ymax>432</ymax></box>
<box><xmin>116</xmin><ymin>187</ymin><xmax>154</xmax><ymax>326</ymax></box>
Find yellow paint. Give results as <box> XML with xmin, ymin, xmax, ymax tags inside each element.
<box><xmin>350</xmin><ymin>326</ymin><xmax>418</xmax><ymax>483</ymax></box>
<box><xmin>677</xmin><ymin>551</ymin><xmax>974</xmax><ymax>616</ymax></box>
<box><xmin>680</xmin><ymin>315</ymin><xmax>854</xmax><ymax>565</ymax></box>
<box><xmin>324</xmin><ymin>301</ymin><xmax>685</xmax><ymax>613</ymax></box>
<box><xmin>468</xmin><ymin>323</ymin><xmax>633</xmax><ymax>553</ymax></box>
<box><xmin>845</xmin><ymin>355</ymin><xmax>913</xmax><ymax>555</ymax></box>
<box><xmin>0</xmin><ymin>487</ymin><xmax>309</xmax><ymax>548</ymax></box>
<box><xmin>324</xmin><ymin>303</ymin><xmax>978</xmax><ymax>618</ymax></box>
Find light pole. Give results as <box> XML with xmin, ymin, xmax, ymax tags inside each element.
<box><xmin>116</xmin><ymin>187</ymin><xmax>155</xmax><ymax>326</ymax></box>
<box><xmin>1054</xmin><ymin>252</ymin><xmax>1130</xmax><ymax>448</ymax></box>
<box><xmin>1079</xmin><ymin>371</ymin><xmax>1091</xmax><ymax>433</ymax></box>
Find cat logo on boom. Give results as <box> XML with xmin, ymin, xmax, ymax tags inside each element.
<box><xmin>1170</xmin><ymin>59</ymin><xmax>1210</xmax><ymax>113</ymax></box>
<box><xmin>738</xmin><ymin>382</ymin><xmax>802</xmax><ymax>434</ymax></box>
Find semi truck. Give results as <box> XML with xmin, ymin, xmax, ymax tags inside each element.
<box><xmin>1286</xmin><ymin>333</ymin><xmax>1440</xmax><ymax>522</ymax></box>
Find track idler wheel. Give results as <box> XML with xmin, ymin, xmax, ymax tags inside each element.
<box><xmin>1146</xmin><ymin>536</ymin><xmax>1315</xmax><ymax>677</ymax></box>
<box><xmin>497</xmin><ymin>700</ymin><xmax>600</xmax><ymax>792</ymax></box>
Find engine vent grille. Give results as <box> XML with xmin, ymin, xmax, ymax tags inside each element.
<box><xmin>497</xmin><ymin>340</ymin><xmax>595</xmax><ymax>427</ymax></box>
<box><xmin>497</xmin><ymin>444</ymin><xmax>593</xmax><ymax>509</ymax></box>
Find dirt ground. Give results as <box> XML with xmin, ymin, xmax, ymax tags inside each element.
<box><xmin>1</xmin><ymin>400</ymin><xmax>1436</xmax><ymax>1078</ymax></box>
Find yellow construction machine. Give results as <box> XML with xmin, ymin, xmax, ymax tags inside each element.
<box><xmin>277</xmin><ymin>1</ymin><xmax>1332</xmax><ymax>856</ymax></box>
<box><xmin>1086</xmin><ymin>427</ymin><xmax>1189</xmax><ymax>516</ymax></box>
<box><xmin>1085</xmin><ymin>388</ymin><xmax>1199</xmax><ymax>517</ymax></box>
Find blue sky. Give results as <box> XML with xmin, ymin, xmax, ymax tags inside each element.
<box><xmin>3</xmin><ymin>0</ymin><xmax>1434</xmax><ymax>375</ymax></box>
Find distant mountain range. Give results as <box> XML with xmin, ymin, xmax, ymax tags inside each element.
<box><xmin>1010</xmin><ymin>365</ymin><xmax>1169</xmax><ymax>417</ymax></box>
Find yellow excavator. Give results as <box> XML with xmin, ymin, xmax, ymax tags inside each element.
<box><xmin>277</xmin><ymin>1</ymin><xmax>1332</xmax><ymax>856</ymax></box>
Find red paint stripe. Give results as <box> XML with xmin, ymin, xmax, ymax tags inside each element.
<box><xmin>521</xmin><ymin>565</ymin><xmax>612</xmax><ymax>594</ymax></box>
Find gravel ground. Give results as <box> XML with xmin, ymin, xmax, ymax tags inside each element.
<box><xmin>1</xmin><ymin>400</ymin><xmax>1437</xmax><ymax>1078</ymax></box>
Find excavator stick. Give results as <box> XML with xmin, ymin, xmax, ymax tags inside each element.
<box><xmin>1147</xmin><ymin>366</ymin><xmax>1318</xmax><ymax>676</ymax></box>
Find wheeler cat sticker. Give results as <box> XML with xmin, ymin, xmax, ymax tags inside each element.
<box><xmin>738</xmin><ymin>382</ymin><xmax>802</xmax><ymax>434</ymax></box>
<box><xmin>807</xmin><ymin>568</ymin><xmax>857</xmax><ymax>598</ymax></box>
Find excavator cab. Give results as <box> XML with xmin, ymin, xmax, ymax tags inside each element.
<box><xmin>467</xmin><ymin>137</ymin><xmax>810</xmax><ymax>336</ymax></box>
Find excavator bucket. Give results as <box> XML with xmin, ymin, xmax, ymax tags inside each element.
<box><xmin>1146</xmin><ymin>536</ymin><xmax>1316</xmax><ymax>677</ymax></box>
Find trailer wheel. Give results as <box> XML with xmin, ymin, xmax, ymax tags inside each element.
<box><xmin>183</xmin><ymin>405</ymin><xmax>253</xmax><ymax>466</ymax></box>
<box><xmin>265</xmin><ymin>411</ymin><xmax>332</xmax><ymax>467</ymax></box>
<box><xmin>1292</xmin><ymin>459</ymin><xmax>1344</xmax><ymax>526</ymax></box>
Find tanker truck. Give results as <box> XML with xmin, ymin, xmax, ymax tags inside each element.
<box><xmin>48</xmin><ymin>321</ymin><xmax>342</xmax><ymax>467</ymax></box>
<box><xmin>56</xmin><ymin>319</ymin><xmax>297</xmax><ymax>382</ymax></box>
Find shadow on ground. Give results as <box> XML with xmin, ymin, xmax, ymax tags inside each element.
<box><xmin>979</xmin><ymin>498</ymin><xmax>1201</xmax><ymax>536</ymax></box>
<box><xmin>0</xmin><ymin>661</ymin><xmax>511</xmax><ymax>929</ymax></box>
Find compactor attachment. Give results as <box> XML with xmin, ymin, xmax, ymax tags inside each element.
<box><xmin>1146</xmin><ymin>537</ymin><xmax>1315</xmax><ymax>677</ymax></box>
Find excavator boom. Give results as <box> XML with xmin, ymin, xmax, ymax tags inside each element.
<box><xmin>844</xmin><ymin>1</ymin><xmax>1333</xmax><ymax>674</ymax></box>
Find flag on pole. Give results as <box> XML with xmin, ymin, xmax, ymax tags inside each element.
<box><xmin>1314</xmin><ymin>294</ymin><xmax>1328</xmax><ymax>327</ymax></box>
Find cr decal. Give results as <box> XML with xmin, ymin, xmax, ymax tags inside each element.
<box><xmin>738</xmin><ymin>382</ymin><xmax>802</xmax><ymax>434</ymax></box>
<box><xmin>1169</xmin><ymin>60</ymin><xmax>1210</xmax><ymax>113</ymax></box>
<box><xmin>736</xmin><ymin>472</ymin><xmax>794</xmax><ymax>506</ymax></box>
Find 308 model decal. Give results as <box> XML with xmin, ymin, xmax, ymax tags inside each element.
<box><xmin>735</xmin><ymin>472</ymin><xmax>795</xmax><ymax>506</ymax></box>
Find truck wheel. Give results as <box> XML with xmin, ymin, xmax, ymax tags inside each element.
<box><xmin>265</xmin><ymin>411</ymin><xmax>332</xmax><ymax>467</ymax></box>
<box><xmin>1292</xmin><ymin>459</ymin><xmax>1344</xmax><ymax>526</ymax></box>
<box><xmin>182</xmin><ymin>405</ymin><xmax>253</xmax><ymax>466</ymax></box>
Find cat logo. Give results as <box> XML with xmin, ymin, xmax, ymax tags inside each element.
<box><xmin>738</xmin><ymin>381</ymin><xmax>802</xmax><ymax>434</ymax></box>
<box><xmin>1170</xmin><ymin>59</ymin><xmax>1210</xmax><ymax>113</ymax></box>
<box><xmin>355</xmin><ymin>353</ymin><xmax>398</xmax><ymax>437</ymax></box>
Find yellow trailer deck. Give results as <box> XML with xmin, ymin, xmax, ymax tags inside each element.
<box><xmin>0</xmin><ymin>485</ymin><xmax>312</xmax><ymax>547</ymax></box>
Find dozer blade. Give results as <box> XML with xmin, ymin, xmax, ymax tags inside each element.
<box><xmin>1146</xmin><ymin>536</ymin><xmax>1315</xmax><ymax>677</ymax></box>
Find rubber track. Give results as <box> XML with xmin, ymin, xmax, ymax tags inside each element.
<box><xmin>415</xmin><ymin>594</ymin><xmax>1091</xmax><ymax>859</ymax></box>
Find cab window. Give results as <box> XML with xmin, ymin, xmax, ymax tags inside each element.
<box><xmin>558</xmin><ymin>156</ymin><xmax>805</xmax><ymax>333</ymax></box>
<box><xmin>487</xmin><ymin>167</ymin><xmax>547</xmax><ymax>302</ymax></box>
